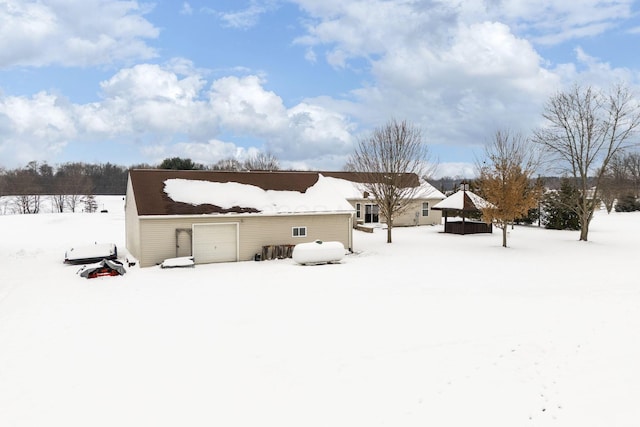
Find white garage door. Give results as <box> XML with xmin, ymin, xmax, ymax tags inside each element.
<box><xmin>192</xmin><ymin>223</ymin><xmax>238</xmax><ymax>264</ymax></box>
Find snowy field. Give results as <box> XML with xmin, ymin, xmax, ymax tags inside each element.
<box><xmin>1</xmin><ymin>196</ymin><xmax>640</xmax><ymax>427</ymax></box>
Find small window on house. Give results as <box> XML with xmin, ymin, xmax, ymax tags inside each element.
<box><xmin>356</xmin><ymin>203</ymin><xmax>361</xmax><ymax>219</ymax></box>
<box><xmin>422</xmin><ymin>202</ymin><xmax>429</xmax><ymax>217</ymax></box>
<box><xmin>292</xmin><ymin>226</ymin><xmax>307</xmax><ymax>237</ymax></box>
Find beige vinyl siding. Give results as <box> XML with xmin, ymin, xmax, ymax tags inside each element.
<box><xmin>346</xmin><ymin>198</ymin><xmax>443</xmax><ymax>227</ymax></box>
<box><xmin>392</xmin><ymin>200</ymin><xmax>443</xmax><ymax>226</ymax></box>
<box><xmin>124</xmin><ymin>178</ymin><xmax>141</xmax><ymax>260</ymax></box>
<box><xmin>419</xmin><ymin>200</ymin><xmax>443</xmax><ymax>225</ymax></box>
<box><xmin>136</xmin><ymin>213</ymin><xmax>352</xmax><ymax>267</ymax></box>
<box><xmin>138</xmin><ymin>218</ymin><xmax>206</xmax><ymax>267</ymax></box>
<box><xmin>236</xmin><ymin>214</ymin><xmax>352</xmax><ymax>259</ymax></box>
<box><xmin>348</xmin><ymin>198</ymin><xmax>375</xmax><ymax>225</ymax></box>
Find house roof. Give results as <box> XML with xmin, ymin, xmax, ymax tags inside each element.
<box><xmin>128</xmin><ymin>169</ymin><xmax>444</xmax><ymax>216</ymax></box>
<box><xmin>320</xmin><ymin>171</ymin><xmax>420</xmax><ymax>186</ymax></box>
<box><xmin>432</xmin><ymin>189</ymin><xmax>491</xmax><ymax>211</ymax></box>
<box><xmin>320</xmin><ymin>172</ymin><xmax>445</xmax><ymax>200</ymax></box>
<box><xmin>413</xmin><ymin>181</ymin><xmax>446</xmax><ymax>200</ymax></box>
<box><xmin>128</xmin><ymin>169</ymin><xmax>357</xmax><ymax>216</ymax></box>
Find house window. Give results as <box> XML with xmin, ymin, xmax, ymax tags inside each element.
<box><xmin>364</xmin><ymin>204</ymin><xmax>379</xmax><ymax>223</ymax></box>
<box><xmin>356</xmin><ymin>203</ymin><xmax>361</xmax><ymax>219</ymax></box>
<box><xmin>292</xmin><ymin>226</ymin><xmax>307</xmax><ymax>237</ymax></box>
<box><xmin>422</xmin><ymin>202</ymin><xmax>429</xmax><ymax>217</ymax></box>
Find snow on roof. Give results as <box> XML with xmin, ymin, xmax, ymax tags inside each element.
<box><xmin>163</xmin><ymin>174</ymin><xmax>355</xmax><ymax>214</ymax></box>
<box><xmin>319</xmin><ymin>176</ymin><xmax>445</xmax><ymax>200</ymax></box>
<box><xmin>319</xmin><ymin>176</ymin><xmax>365</xmax><ymax>199</ymax></box>
<box><xmin>414</xmin><ymin>180</ymin><xmax>446</xmax><ymax>199</ymax></box>
<box><xmin>432</xmin><ymin>189</ymin><xmax>492</xmax><ymax>210</ymax></box>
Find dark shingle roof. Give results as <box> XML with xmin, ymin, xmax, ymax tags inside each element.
<box><xmin>129</xmin><ymin>169</ymin><xmax>319</xmax><ymax>215</ymax></box>
<box><xmin>128</xmin><ymin>169</ymin><xmax>421</xmax><ymax>216</ymax></box>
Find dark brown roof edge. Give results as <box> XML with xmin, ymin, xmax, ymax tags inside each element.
<box><xmin>128</xmin><ymin>169</ymin><xmax>421</xmax><ymax>216</ymax></box>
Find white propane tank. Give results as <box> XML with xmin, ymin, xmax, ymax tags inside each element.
<box><xmin>292</xmin><ymin>240</ymin><xmax>345</xmax><ymax>265</ymax></box>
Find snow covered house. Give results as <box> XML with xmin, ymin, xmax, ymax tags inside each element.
<box><xmin>125</xmin><ymin>170</ymin><xmax>356</xmax><ymax>267</ymax></box>
<box><xmin>317</xmin><ymin>172</ymin><xmax>445</xmax><ymax>227</ymax></box>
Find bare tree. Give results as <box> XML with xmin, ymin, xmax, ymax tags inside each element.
<box><xmin>533</xmin><ymin>83</ymin><xmax>640</xmax><ymax>241</ymax></box>
<box><xmin>243</xmin><ymin>152</ymin><xmax>280</xmax><ymax>171</ymax></box>
<box><xmin>476</xmin><ymin>131</ymin><xmax>542</xmax><ymax>247</ymax></box>
<box><xmin>348</xmin><ymin>119</ymin><xmax>432</xmax><ymax>243</ymax></box>
<box><xmin>55</xmin><ymin>163</ymin><xmax>93</xmax><ymax>212</ymax></box>
<box><xmin>599</xmin><ymin>153</ymin><xmax>631</xmax><ymax>213</ymax></box>
<box><xmin>6</xmin><ymin>164</ymin><xmax>42</xmax><ymax>214</ymax></box>
<box><xmin>83</xmin><ymin>194</ymin><xmax>98</xmax><ymax>213</ymax></box>
<box><xmin>211</xmin><ymin>158</ymin><xmax>243</xmax><ymax>171</ymax></box>
<box><xmin>624</xmin><ymin>152</ymin><xmax>640</xmax><ymax>196</ymax></box>
<box><xmin>51</xmin><ymin>193</ymin><xmax>67</xmax><ymax>213</ymax></box>
<box><xmin>598</xmin><ymin>173</ymin><xmax>617</xmax><ymax>214</ymax></box>
<box><xmin>0</xmin><ymin>166</ymin><xmax>6</xmax><ymax>197</ymax></box>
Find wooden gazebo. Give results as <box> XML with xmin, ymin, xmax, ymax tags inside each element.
<box><xmin>432</xmin><ymin>185</ymin><xmax>493</xmax><ymax>235</ymax></box>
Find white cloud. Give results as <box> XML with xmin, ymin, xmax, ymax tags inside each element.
<box><xmin>295</xmin><ymin>0</ymin><xmax>455</xmax><ymax>67</ymax></box>
<box><xmin>433</xmin><ymin>162</ymin><xmax>477</xmax><ymax>179</ymax></box>
<box><xmin>208</xmin><ymin>75</ymin><xmax>355</xmax><ymax>165</ymax></box>
<box><xmin>100</xmin><ymin>63</ymin><xmax>205</xmax><ymax>103</ymax></box>
<box><xmin>143</xmin><ymin>139</ymin><xmax>244</xmax><ymax>165</ymax></box>
<box><xmin>292</xmin><ymin>1</ymin><xmax>568</xmax><ymax>154</ymax></box>
<box><xmin>280</xmin><ymin>102</ymin><xmax>354</xmax><ymax>154</ymax></box>
<box><xmin>218</xmin><ymin>5</ymin><xmax>267</xmax><ymax>29</ymax></box>
<box><xmin>553</xmin><ymin>47</ymin><xmax>637</xmax><ymax>89</ymax></box>
<box><xmin>180</xmin><ymin>2</ymin><xmax>193</xmax><ymax>15</ymax></box>
<box><xmin>0</xmin><ymin>63</ymin><xmax>356</xmax><ymax>168</ymax></box>
<box><xmin>447</xmin><ymin>22</ymin><xmax>541</xmax><ymax>77</ymax></box>
<box><xmin>501</xmin><ymin>0</ymin><xmax>633</xmax><ymax>45</ymax></box>
<box><xmin>202</xmin><ymin>1</ymin><xmax>278</xmax><ymax>30</ymax></box>
<box><xmin>0</xmin><ymin>0</ymin><xmax>159</xmax><ymax>68</ymax></box>
<box><xmin>0</xmin><ymin>91</ymin><xmax>76</xmax><ymax>165</ymax></box>
<box><xmin>1</xmin><ymin>0</ymin><xmax>637</xmax><ymax>171</ymax></box>
<box><xmin>286</xmin><ymin>2</ymin><xmax>627</xmax><ymax>173</ymax></box>
<box><xmin>302</xmin><ymin>12</ymin><xmax>558</xmax><ymax>150</ymax></box>
<box><xmin>88</xmin><ymin>62</ymin><xmax>214</xmax><ymax>138</ymax></box>
<box><xmin>209</xmin><ymin>75</ymin><xmax>289</xmax><ymax>135</ymax></box>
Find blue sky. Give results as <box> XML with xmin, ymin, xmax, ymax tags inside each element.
<box><xmin>1</xmin><ymin>0</ymin><xmax>639</xmax><ymax>178</ymax></box>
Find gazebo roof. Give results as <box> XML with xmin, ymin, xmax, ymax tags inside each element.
<box><xmin>432</xmin><ymin>189</ymin><xmax>491</xmax><ymax>211</ymax></box>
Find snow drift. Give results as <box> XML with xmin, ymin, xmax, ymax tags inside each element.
<box><xmin>2</xmin><ymin>196</ymin><xmax>640</xmax><ymax>427</ymax></box>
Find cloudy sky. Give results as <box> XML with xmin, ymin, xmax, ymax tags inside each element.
<box><xmin>1</xmin><ymin>0</ymin><xmax>639</xmax><ymax>177</ymax></box>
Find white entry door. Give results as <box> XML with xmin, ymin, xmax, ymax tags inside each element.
<box><xmin>192</xmin><ymin>223</ymin><xmax>238</xmax><ymax>264</ymax></box>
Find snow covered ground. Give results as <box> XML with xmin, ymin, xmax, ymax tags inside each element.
<box><xmin>1</xmin><ymin>196</ymin><xmax>639</xmax><ymax>426</ymax></box>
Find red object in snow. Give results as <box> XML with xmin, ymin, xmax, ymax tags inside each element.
<box><xmin>87</xmin><ymin>267</ymin><xmax>122</xmax><ymax>278</ymax></box>
<box><xmin>78</xmin><ymin>259</ymin><xmax>126</xmax><ymax>279</ymax></box>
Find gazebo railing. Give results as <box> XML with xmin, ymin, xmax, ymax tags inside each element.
<box><xmin>444</xmin><ymin>220</ymin><xmax>492</xmax><ymax>235</ymax></box>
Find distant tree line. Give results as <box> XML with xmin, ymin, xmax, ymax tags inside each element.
<box><xmin>0</xmin><ymin>152</ymin><xmax>283</xmax><ymax>213</ymax></box>
<box><xmin>431</xmin><ymin>175</ymin><xmax>597</xmax><ymax>195</ymax></box>
<box><xmin>158</xmin><ymin>151</ymin><xmax>281</xmax><ymax>172</ymax></box>
<box><xmin>600</xmin><ymin>152</ymin><xmax>640</xmax><ymax>212</ymax></box>
<box><xmin>0</xmin><ymin>161</ymin><xmax>137</xmax><ymax>214</ymax></box>
<box><xmin>0</xmin><ymin>161</ymin><xmax>132</xmax><ymax>198</ymax></box>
